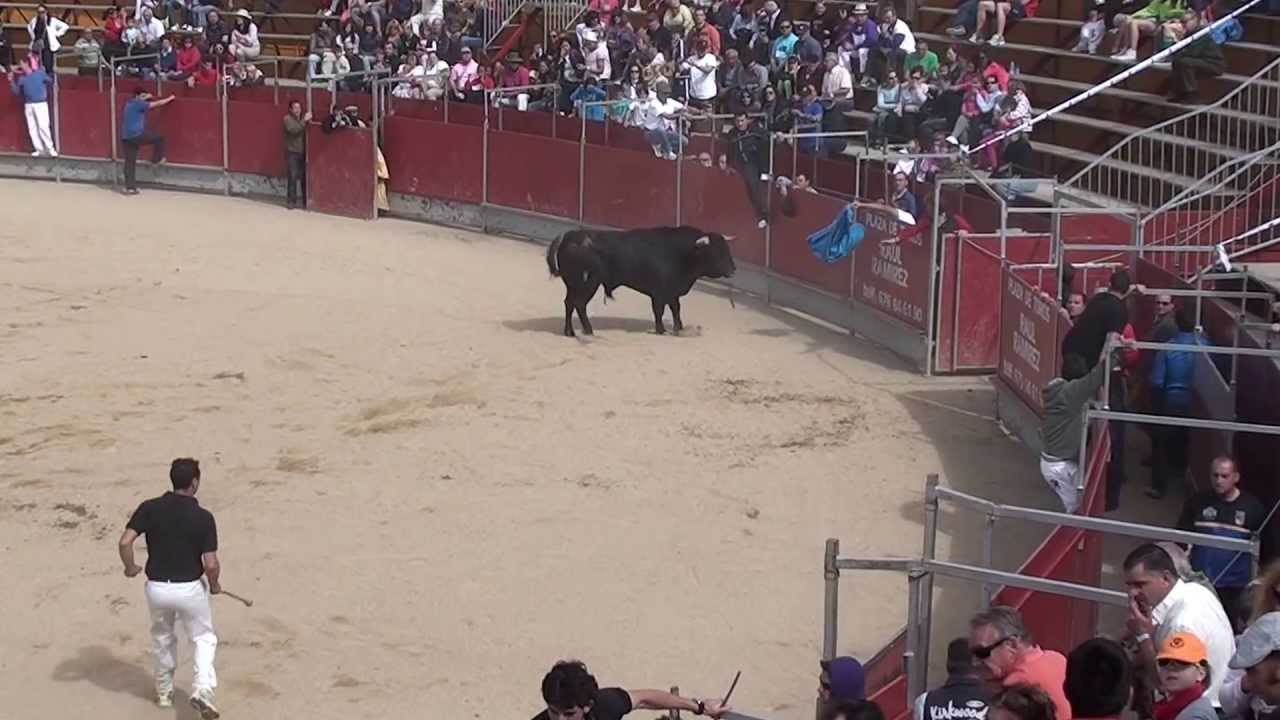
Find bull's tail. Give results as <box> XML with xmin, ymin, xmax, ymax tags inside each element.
<box><xmin>546</xmin><ymin>234</ymin><xmax>564</xmax><ymax>277</ymax></box>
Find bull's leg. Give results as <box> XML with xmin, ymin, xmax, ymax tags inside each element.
<box><xmin>575</xmin><ymin>283</ymin><xmax>597</xmax><ymax>336</ymax></box>
<box><xmin>651</xmin><ymin>297</ymin><xmax>667</xmax><ymax>335</ymax></box>
<box><xmin>562</xmin><ymin>291</ymin><xmax>576</xmax><ymax>337</ymax></box>
<box><xmin>669</xmin><ymin>298</ymin><xmax>683</xmax><ymax>333</ymax></box>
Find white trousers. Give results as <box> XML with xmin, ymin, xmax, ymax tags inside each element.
<box><xmin>1040</xmin><ymin>456</ymin><xmax>1080</xmax><ymax>514</ymax></box>
<box><xmin>145</xmin><ymin>580</ymin><xmax>218</xmax><ymax>695</ymax></box>
<box><xmin>24</xmin><ymin>102</ymin><xmax>56</xmax><ymax>156</ymax></box>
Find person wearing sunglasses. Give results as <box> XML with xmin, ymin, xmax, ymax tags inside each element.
<box><xmin>967</xmin><ymin>607</ymin><xmax>1071</xmax><ymax>720</ymax></box>
<box><xmin>1153</xmin><ymin>632</ymin><xmax>1217</xmax><ymax>720</ymax></box>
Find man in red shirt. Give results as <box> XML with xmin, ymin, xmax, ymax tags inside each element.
<box><xmin>496</xmin><ymin>52</ymin><xmax>531</xmax><ymax>89</ymax></box>
<box><xmin>969</xmin><ymin>606</ymin><xmax>1072</xmax><ymax>720</ymax></box>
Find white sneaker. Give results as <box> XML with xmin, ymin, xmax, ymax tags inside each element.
<box><xmin>651</xmin><ymin>145</ymin><xmax>664</xmax><ymax>158</ymax></box>
<box><xmin>968</xmin><ymin>33</ymin><xmax>982</xmax><ymax>43</ymax></box>
<box><xmin>988</xmin><ymin>34</ymin><xmax>1006</xmax><ymax>46</ymax></box>
<box><xmin>757</xmin><ymin>219</ymin><xmax>768</xmax><ymax>229</ymax></box>
<box><xmin>1113</xmin><ymin>49</ymin><xmax>1137</xmax><ymax>61</ymax></box>
<box><xmin>30</xmin><ymin>150</ymin><xmax>41</xmax><ymax>157</ymax></box>
<box><xmin>156</xmin><ymin>691</ymin><xmax>173</xmax><ymax>708</ymax></box>
<box><xmin>664</xmin><ymin>151</ymin><xmax>678</xmax><ymax>160</ymax></box>
<box><xmin>190</xmin><ymin>689</ymin><xmax>220</xmax><ymax>719</ymax></box>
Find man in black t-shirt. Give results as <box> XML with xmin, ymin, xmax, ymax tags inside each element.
<box><xmin>118</xmin><ymin>458</ymin><xmax>223</xmax><ymax>719</ymax></box>
<box><xmin>1061</xmin><ymin>269</ymin><xmax>1137</xmax><ymax>370</ymax></box>
<box><xmin>532</xmin><ymin>660</ymin><xmax>730</xmax><ymax>719</ymax></box>
<box><xmin>1177</xmin><ymin>456</ymin><xmax>1268</xmax><ymax>630</ymax></box>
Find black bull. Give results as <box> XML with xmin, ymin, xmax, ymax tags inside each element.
<box><xmin>545</xmin><ymin>226</ymin><xmax>737</xmax><ymax>336</ymax></box>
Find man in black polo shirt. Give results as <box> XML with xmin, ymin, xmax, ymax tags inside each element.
<box><xmin>1060</xmin><ymin>269</ymin><xmax>1143</xmax><ymax>511</ymax></box>
<box><xmin>118</xmin><ymin>458</ymin><xmax>222</xmax><ymax>719</ymax></box>
<box><xmin>532</xmin><ymin>660</ymin><xmax>730</xmax><ymax>719</ymax></box>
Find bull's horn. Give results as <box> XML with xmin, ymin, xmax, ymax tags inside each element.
<box><xmin>696</xmin><ymin>235</ymin><xmax>711</xmax><ymax>246</ymax></box>
<box><xmin>723</xmin><ymin>235</ymin><xmax>736</xmax><ymax>242</ymax></box>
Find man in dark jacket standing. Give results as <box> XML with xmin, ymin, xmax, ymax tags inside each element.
<box><xmin>1169</xmin><ymin>11</ymin><xmax>1223</xmax><ymax>104</ymax></box>
<box><xmin>723</xmin><ymin>112</ymin><xmax>770</xmax><ymax>228</ymax></box>
<box><xmin>914</xmin><ymin>639</ymin><xmax>990</xmax><ymax>720</ymax></box>
<box><xmin>283</xmin><ymin>100</ymin><xmax>311</xmax><ymax>209</ymax></box>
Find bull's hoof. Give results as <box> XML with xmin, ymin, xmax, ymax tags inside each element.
<box><xmin>582</xmin><ymin>326</ymin><xmax>594</xmax><ymax>336</ymax></box>
<box><xmin>654</xmin><ymin>327</ymin><xmax>666</xmax><ymax>335</ymax></box>
<box><xmin>564</xmin><ymin>328</ymin><xmax>575</xmax><ymax>337</ymax></box>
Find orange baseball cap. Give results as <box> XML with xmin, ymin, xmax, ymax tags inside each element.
<box><xmin>1158</xmin><ymin>632</ymin><xmax>1208</xmax><ymax>665</ymax></box>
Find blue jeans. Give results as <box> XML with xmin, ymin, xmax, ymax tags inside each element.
<box><xmin>645</xmin><ymin>128</ymin><xmax>682</xmax><ymax>156</ymax></box>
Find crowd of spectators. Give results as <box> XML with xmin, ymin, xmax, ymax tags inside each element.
<box><xmin>527</xmin><ymin>535</ymin><xmax>1280</xmax><ymax>720</ymax></box>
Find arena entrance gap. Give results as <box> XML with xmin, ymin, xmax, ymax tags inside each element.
<box><xmin>826</xmin><ymin>475</ymin><xmax>1260</xmax><ymax>718</ymax></box>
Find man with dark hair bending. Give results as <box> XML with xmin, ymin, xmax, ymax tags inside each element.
<box><xmin>120</xmin><ymin>89</ymin><xmax>176</xmax><ymax>195</ymax></box>
<box><xmin>533</xmin><ymin>660</ymin><xmax>730</xmax><ymax>719</ymax></box>
<box><xmin>118</xmin><ymin>458</ymin><xmax>222</xmax><ymax>719</ymax></box>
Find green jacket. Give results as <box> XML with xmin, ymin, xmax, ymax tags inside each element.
<box><xmin>1135</xmin><ymin>0</ymin><xmax>1187</xmax><ymax>22</ymax></box>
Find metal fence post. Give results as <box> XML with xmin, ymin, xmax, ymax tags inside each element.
<box><xmin>668</xmin><ymin>686</ymin><xmax>680</xmax><ymax>720</ymax></box>
<box><xmin>109</xmin><ymin>60</ymin><xmax>118</xmax><ymax>187</ymax></box>
<box><xmin>481</xmin><ymin>98</ymin><xmax>490</xmax><ymax>208</ymax></box>
<box><xmin>823</xmin><ymin>538</ymin><xmax>840</xmax><ymax>662</ymax></box>
<box><xmin>981</xmin><ymin>512</ymin><xmax>996</xmax><ymax>607</ymax></box>
<box><xmin>765</xmin><ymin>135</ymin><xmax>774</xmax><ymax>277</ymax></box>
<box><xmin>578</xmin><ymin>105</ymin><xmax>586</xmax><ymax>222</ymax></box>
<box><xmin>52</xmin><ymin>74</ymin><xmax>61</xmax><ymax>180</ymax></box>
<box><xmin>905</xmin><ymin>568</ymin><xmax>925</xmax><ymax>706</ymax></box>
<box><xmin>220</xmin><ymin>77</ymin><xmax>230</xmax><ymax>195</ymax></box>
<box><xmin>674</xmin><ymin>117</ymin><xmax>683</xmax><ymax>225</ymax></box>
<box><xmin>920</xmin><ymin>474</ymin><xmax>939</xmax><ymax>689</ymax></box>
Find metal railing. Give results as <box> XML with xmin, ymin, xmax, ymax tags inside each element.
<box><xmin>825</xmin><ymin>474</ymin><xmax>1261</xmax><ymax>712</ymax></box>
<box><xmin>973</xmin><ymin>0</ymin><xmax>1271</xmax><ymax>161</ymax></box>
<box><xmin>1063</xmin><ymin>56</ymin><xmax>1280</xmax><ymax>212</ymax></box>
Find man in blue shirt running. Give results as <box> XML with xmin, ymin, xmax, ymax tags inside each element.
<box><xmin>120</xmin><ymin>89</ymin><xmax>175</xmax><ymax>195</ymax></box>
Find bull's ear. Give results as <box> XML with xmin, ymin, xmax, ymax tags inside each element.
<box><xmin>696</xmin><ymin>235</ymin><xmax>711</xmax><ymax>246</ymax></box>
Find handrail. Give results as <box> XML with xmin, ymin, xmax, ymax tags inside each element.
<box><xmin>1066</xmin><ymin>56</ymin><xmax>1280</xmax><ymax>188</ymax></box>
<box><xmin>971</xmin><ymin>0</ymin><xmax>1269</xmax><ymax>158</ymax></box>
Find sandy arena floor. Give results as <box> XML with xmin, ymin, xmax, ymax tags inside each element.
<box><xmin>0</xmin><ymin>180</ymin><xmax>1049</xmax><ymax>719</ymax></box>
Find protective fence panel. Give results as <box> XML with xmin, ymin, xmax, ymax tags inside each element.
<box><xmin>113</xmin><ymin>95</ymin><xmax>223</xmax><ymax>168</ymax></box>
<box><xmin>765</xmin><ymin>190</ymin><xmax>854</xmax><ymax>298</ymax></box>
<box><xmin>227</xmin><ymin>101</ymin><xmax>288</xmax><ymax>177</ymax></box>
<box><xmin>935</xmin><ymin>237</ymin><xmax>1005</xmax><ymax>372</ymax></box>
<box><xmin>851</xmin><ymin>206</ymin><xmax>930</xmax><ymax>332</ymax></box>
<box><xmin>445</xmin><ymin>101</ymin><xmax>485</xmax><ymax>127</ymax></box>
<box><xmin>484</xmin><ymin>131</ymin><xmax>579</xmax><ymax>218</ymax></box>
<box><xmin>306</xmin><ymin>123</ymin><xmax>375</xmax><ymax>220</ymax></box>
<box><xmin>0</xmin><ymin>88</ymin><xmax>31</xmax><ymax>154</ymax></box>
<box><xmin>997</xmin><ymin>267</ymin><xmax>1063</xmax><ymax>416</ymax></box>
<box><xmin>493</xmin><ymin>107</ymin><xmax>554</xmax><ymax>137</ymax></box>
<box><xmin>387</xmin><ymin>97</ymin><xmax>444</xmax><ymax>122</ymax></box>
<box><xmin>383</xmin><ymin>117</ymin><xmax>482</xmax><ymax>203</ymax></box>
<box><xmin>581</xmin><ymin>143</ymin><xmax>678</xmax><ymax>229</ymax></box>
<box><xmin>554</xmin><ymin>115</ymin><xmax>604</xmax><ymax>144</ymax></box>
<box><xmin>605</xmin><ymin>123</ymin><xmax>652</xmax><ymax>155</ymax></box>
<box><xmin>678</xmin><ymin>161</ymin><xmax>766</xmax><ymax>267</ymax></box>
<box><xmin>57</xmin><ymin>89</ymin><xmax>113</xmax><ymax>159</ymax></box>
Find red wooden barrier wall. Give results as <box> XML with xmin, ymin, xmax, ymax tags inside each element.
<box><xmin>305</xmin><ymin>123</ymin><xmax>375</xmax><ymax>219</ymax></box>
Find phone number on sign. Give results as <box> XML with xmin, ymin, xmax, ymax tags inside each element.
<box><xmin>860</xmin><ymin>283</ymin><xmax>924</xmax><ymax>324</ymax></box>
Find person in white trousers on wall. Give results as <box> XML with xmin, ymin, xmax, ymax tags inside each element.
<box><xmin>9</xmin><ymin>56</ymin><xmax>57</xmax><ymax>157</ymax></box>
<box><xmin>118</xmin><ymin>458</ymin><xmax>223</xmax><ymax>719</ymax></box>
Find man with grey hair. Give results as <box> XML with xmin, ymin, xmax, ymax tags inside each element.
<box><xmin>967</xmin><ymin>606</ymin><xmax>1071</xmax><ymax>720</ymax></box>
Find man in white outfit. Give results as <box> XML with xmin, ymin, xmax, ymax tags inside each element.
<box><xmin>118</xmin><ymin>458</ymin><xmax>222</xmax><ymax>719</ymax></box>
<box><xmin>9</xmin><ymin>56</ymin><xmax>56</xmax><ymax>157</ymax></box>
